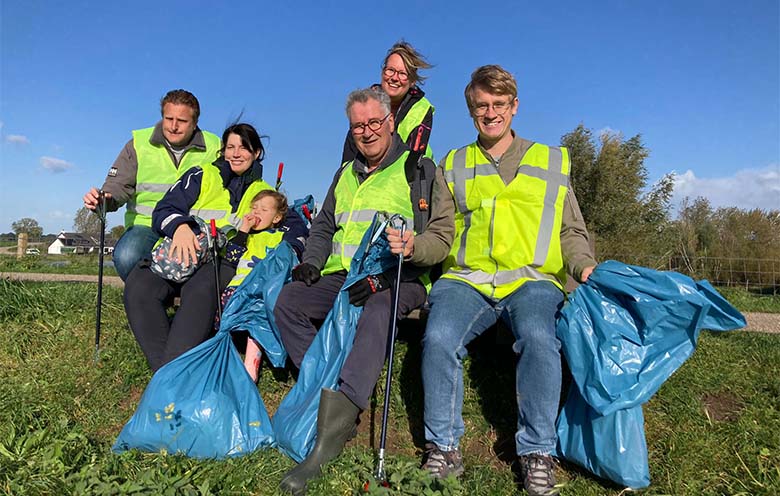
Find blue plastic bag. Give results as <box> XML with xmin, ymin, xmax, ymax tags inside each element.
<box><xmin>272</xmin><ymin>213</ymin><xmax>403</xmax><ymax>462</ymax></box>
<box><xmin>113</xmin><ymin>243</ymin><xmax>297</xmax><ymax>458</ymax></box>
<box><xmin>555</xmin><ymin>260</ymin><xmax>745</xmax><ymax>488</ymax></box>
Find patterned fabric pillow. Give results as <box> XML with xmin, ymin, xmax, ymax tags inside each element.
<box><xmin>150</xmin><ymin>217</ymin><xmax>226</xmax><ymax>283</ymax></box>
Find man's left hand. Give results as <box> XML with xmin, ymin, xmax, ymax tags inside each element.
<box><xmin>581</xmin><ymin>266</ymin><xmax>595</xmax><ymax>282</ymax></box>
<box><xmin>348</xmin><ymin>273</ymin><xmax>390</xmax><ymax>306</ymax></box>
<box><xmin>386</xmin><ymin>226</ymin><xmax>414</xmax><ymax>258</ymax></box>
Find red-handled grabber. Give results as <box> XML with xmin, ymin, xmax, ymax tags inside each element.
<box><xmin>275</xmin><ymin>162</ymin><xmax>284</xmax><ymax>191</ymax></box>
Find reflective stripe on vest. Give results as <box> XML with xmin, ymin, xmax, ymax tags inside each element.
<box><xmin>228</xmin><ymin>230</ymin><xmax>285</xmax><ymax>287</ymax></box>
<box><xmin>189</xmin><ymin>163</ymin><xmax>275</xmax><ymax>233</ymax></box>
<box><xmin>441</xmin><ymin>142</ymin><xmax>569</xmax><ymax>299</ymax></box>
<box><xmin>322</xmin><ymin>153</ymin><xmax>414</xmax><ymax>275</ymax></box>
<box><xmin>126</xmin><ymin>127</ymin><xmax>220</xmax><ymax>227</ymax></box>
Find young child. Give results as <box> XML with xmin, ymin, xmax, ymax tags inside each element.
<box><xmin>219</xmin><ymin>189</ymin><xmax>288</xmax><ymax>382</ymax></box>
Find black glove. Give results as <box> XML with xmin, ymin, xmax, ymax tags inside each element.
<box><xmin>348</xmin><ymin>273</ymin><xmax>390</xmax><ymax>306</ymax></box>
<box><xmin>292</xmin><ymin>263</ymin><xmax>321</xmax><ymax>286</ymax></box>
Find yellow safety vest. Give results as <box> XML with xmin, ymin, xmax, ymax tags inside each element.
<box><xmin>127</xmin><ymin>127</ymin><xmax>220</xmax><ymax>227</ymax></box>
<box><xmin>189</xmin><ymin>163</ymin><xmax>275</xmax><ymax>234</ymax></box>
<box><xmin>396</xmin><ymin>97</ymin><xmax>434</xmax><ymax>159</ymax></box>
<box><xmin>322</xmin><ymin>153</ymin><xmax>415</xmax><ymax>275</ymax></box>
<box><xmin>228</xmin><ymin>230</ymin><xmax>285</xmax><ymax>287</ymax></box>
<box><xmin>441</xmin><ymin>142</ymin><xmax>570</xmax><ymax>299</ymax></box>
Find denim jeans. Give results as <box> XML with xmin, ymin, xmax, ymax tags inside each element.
<box><xmin>112</xmin><ymin>225</ymin><xmax>160</xmax><ymax>281</ymax></box>
<box><xmin>422</xmin><ymin>278</ymin><xmax>564</xmax><ymax>456</ymax></box>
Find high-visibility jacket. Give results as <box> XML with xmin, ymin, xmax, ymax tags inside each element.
<box><xmin>228</xmin><ymin>230</ymin><xmax>285</xmax><ymax>287</ymax></box>
<box><xmin>396</xmin><ymin>97</ymin><xmax>434</xmax><ymax>159</ymax></box>
<box><xmin>126</xmin><ymin>127</ymin><xmax>220</xmax><ymax>227</ymax></box>
<box><xmin>322</xmin><ymin>152</ymin><xmax>415</xmax><ymax>275</ymax></box>
<box><xmin>441</xmin><ymin>142</ymin><xmax>570</xmax><ymax>299</ymax></box>
<box><xmin>190</xmin><ymin>163</ymin><xmax>275</xmax><ymax>233</ymax></box>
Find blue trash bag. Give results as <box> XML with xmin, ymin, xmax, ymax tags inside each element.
<box><xmin>272</xmin><ymin>212</ymin><xmax>404</xmax><ymax>462</ymax></box>
<box><xmin>291</xmin><ymin>195</ymin><xmax>316</xmax><ymax>228</ymax></box>
<box><xmin>112</xmin><ymin>243</ymin><xmax>297</xmax><ymax>458</ymax></box>
<box><xmin>555</xmin><ymin>260</ymin><xmax>745</xmax><ymax>488</ymax></box>
<box><xmin>221</xmin><ymin>242</ymin><xmax>298</xmax><ymax>368</ymax></box>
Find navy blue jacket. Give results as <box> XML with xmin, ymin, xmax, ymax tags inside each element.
<box><xmin>152</xmin><ymin>158</ymin><xmax>308</xmax><ymax>258</ymax></box>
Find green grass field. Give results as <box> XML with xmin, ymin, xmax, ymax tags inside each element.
<box><xmin>0</xmin><ymin>254</ymin><xmax>118</xmax><ymax>277</ymax></box>
<box><xmin>0</xmin><ymin>280</ymin><xmax>778</xmax><ymax>495</ymax></box>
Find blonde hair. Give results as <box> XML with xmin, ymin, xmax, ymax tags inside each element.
<box><xmin>383</xmin><ymin>41</ymin><xmax>432</xmax><ymax>85</ymax></box>
<box><xmin>252</xmin><ymin>189</ymin><xmax>288</xmax><ymax>227</ymax></box>
<box><xmin>464</xmin><ymin>65</ymin><xmax>518</xmax><ymax>109</ymax></box>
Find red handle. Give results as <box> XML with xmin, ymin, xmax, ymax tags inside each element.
<box><xmin>302</xmin><ymin>204</ymin><xmax>312</xmax><ymax>220</ymax></box>
<box><xmin>277</xmin><ymin>162</ymin><xmax>284</xmax><ymax>183</ymax></box>
<box><xmin>209</xmin><ymin>219</ymin><xmax>218</xmax><ymax>238</ymax></box>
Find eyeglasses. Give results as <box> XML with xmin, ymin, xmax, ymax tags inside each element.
<box><xmin>383</xmin><ymin>66</ymin><xmax>409</xmax><ymax>82</ymax></box>
<box><xmin>471</xmin><ymin>99</ymin><xmax>513</xmax><ymax>117</ymax></box>
<box><xmin>350</xmin><ymin>112</ymin><xmax>391</xmax><ymax>135</ymax></box>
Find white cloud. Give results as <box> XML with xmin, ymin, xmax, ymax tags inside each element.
<box><xmin>40</xmin><ymin>156</ymin><xmax>74</xmax><ymax>173</ymax></box>
<box><xmin>672</xmin><ymin>164</ymin><xmax>780</xmax><ymax>212</ymax></box>
<box><xmin>5</xmin><ymin>134</ymin><xmax>30</xmax><ymax>144</ymax></box>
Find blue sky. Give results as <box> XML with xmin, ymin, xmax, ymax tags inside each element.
<box><xmin>1</xmin><ymin>0</ymin><xmax>778</xmax><ymax>234</ymax></box>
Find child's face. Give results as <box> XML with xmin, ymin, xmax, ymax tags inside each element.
<box><xmin>250</xmin><ymin>196</ymin><xmax>283</xmax><ymax>231</ymax></box>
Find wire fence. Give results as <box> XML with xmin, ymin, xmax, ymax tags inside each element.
<box><xmin>601</xmin><ymin>254</ymin><xmax>780</xmax><ymax>294</ymax></box>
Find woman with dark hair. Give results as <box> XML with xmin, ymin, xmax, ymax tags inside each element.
<box><xmin>124</xmin><ymin>123</ymin><xmax>308</xmax><ymax>371</ymax></box>
<box><xmin>341</xmin><ymin>41</ymin><xmax>435</xmax><ymax>164</ymax></box>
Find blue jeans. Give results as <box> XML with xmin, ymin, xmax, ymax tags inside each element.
<box><xmin>113</xmin><ymin>226</ymin><xmax>160</xmax><ymax>281</ymax></box>
<box><xmin>422</xmin><ymin>278</ymin><xmax>564</xmax><ymax>456</ymax></box>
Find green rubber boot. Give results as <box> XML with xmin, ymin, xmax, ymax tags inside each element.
<box><xmin>279</xmin><ymin>388</ymin><xmax>360</xmax><ymax>495</ymax></box>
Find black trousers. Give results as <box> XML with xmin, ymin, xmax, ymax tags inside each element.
<box><xmin>124</xmin><ymin>259</ymin><xmax>235</xmax><ymax>371</ymax></box>
<box><xmin>274</xmin><ymin>272</ymin><xmax>426</xmax><ymax>410</ymax></box>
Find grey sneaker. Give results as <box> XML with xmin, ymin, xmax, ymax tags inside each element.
<box><xmin>518</xmin><ymin>453</ymin><xmax>559</xmax><ymax>496</ymax></box>
<box><xmin>421</xmin><ymin>442</ymin><xmax>464</xmax><ymax>479</ymax></box>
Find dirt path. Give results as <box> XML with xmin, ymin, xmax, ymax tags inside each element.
<box><xmin>2</xmin><ymin>271</ymin><xmax>779</xmax><ymax>333</ymax></box>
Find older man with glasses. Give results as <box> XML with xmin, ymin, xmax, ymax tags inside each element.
<box><xmin>418</xmin><ymin>65</ymin><xmax>597</xmax><ymax>496</ymax></box>
<box><xmin>274</xmin><ymin>86</ymin><xmax>453</xmax><ymax>495</ymax></box>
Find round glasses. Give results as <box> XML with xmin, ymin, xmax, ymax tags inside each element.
<box><xmin>350</xmin><ymin>112</ymin><xmax>391</xmax><ymax>135</ymax></box>
<box><xmin>471</xmin><ymin>100</ymin><xmax>513</xmax><ymax>117</ymax></box>
<box><xmin>383</xmin><ymin>66</ymin><xmax>409</xmax><ymax>82</ymax></box>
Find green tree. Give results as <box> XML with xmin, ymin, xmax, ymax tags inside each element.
<box><xmin>11</xmin><ymin>217</ymin><xmax>43</xmax><ymax>239</ymax></box>
<box><xmin>73</xmin><ymin>207</ymin><xmax>103</xmax><ymax>238</ymax></box>
<box><xmin>561</xmin><ymin>124</ymin><xmax>674</xmax><ymax>260</ymax></box>
<box><xmin>110</xmin><ymin>225</ymin><xmax>125</xmax><ymax>240</ymax></box>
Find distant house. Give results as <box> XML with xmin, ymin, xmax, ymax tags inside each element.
<box><xmin>48</xmin><ymin>231</ymin><xmax>98</xmax><ymax>255</ymax></box>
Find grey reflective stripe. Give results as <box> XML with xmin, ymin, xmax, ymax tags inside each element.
<box><xmin>136</xmin><ymin>182</ymin><xmax>172</xmax><ymax>193</ymax></box>
<box><xmin>448</xmin><ymin>266</ymin><xmax>557</xmax><ymax>287</ymax></box>
<box><xmin>446</xmin><ymin>148</ymin><xmax>498</xmax><ymax>213</ymax></box>
<box><xmin>160</xmin><ymin>213</ymin><xmax>182</xmax><ymax>230</ymax></box>
<box><xmin>456</xmin><ymin>210</ymin><xmax>472</xmax><ymax>267</ymax></box>
<box><xmin>349</xmin><ymin>209</ymin><xmax>376</xmax><ymax>223</ymax></box>
<box><xmin>128</xmin><ymin>203</ymin><xmax>155</xmax><ymax>216</ymax></box>
<box><xmin>334</xmin><ymin>212</ymin><xmax>350</xmax><ymax>225</ymax></box>
<box><xmin>331</xmin><ymin>242</ymin><xmax>359</xmax><ymax>260</ymax></box>
<box><xmin>227</xmin><ymin>213</ymin><xmax>240</xmax><ymax>229</ymax></box>
<box><xmin>237</xmin><ymin>258</ymin><xmax>253</xmax><ymax>271</ymax></box>
<box><xmin>189</xmin><ymin>208</ymin><xmax>227</xmax><ymax>220</ymax></box>
<box><xmin>516</xmin><ymin>147</ymin><xmax>569</xmax><ymax>266</ymax></box>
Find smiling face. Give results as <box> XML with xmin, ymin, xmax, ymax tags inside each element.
<box><xmin>349</xmin><ymin>98</ymin><xmax>395</xmax><ymax>168</ymax></box>
<box><xmin>381</xmin><ymin>53</ymin><xmax>412</xmax><ymax>105</ymax></box>
<box><xmin>161</xmin><ymin>103</ymin><xmax>197</xmax><ymax>147</ymax></box>
<box><xmin>469</xmin><ymin>86</ymin><xmax>518</xmax><ymax>150</ymax></box>
<box><xmin>223</xmin><ymin>132</ymin><xmax>260</xmax><ymax>175</ymax></box>
<box><xmin>250</xmin><ymin>195</ymin><xmax>283</xmax><ymax>231</ymax></box>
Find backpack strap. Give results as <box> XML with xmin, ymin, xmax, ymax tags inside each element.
<box><xmin>404</xmin><ymin>150</ymin><xmax>436</xmax><ymax>234</ymax></box>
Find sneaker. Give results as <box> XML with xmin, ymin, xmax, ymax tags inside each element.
<box><xmin>518</xmin><ymin>453</ymin><xmax>559</xmax><ymax>496</ymax></box>
<box><xmin>421</xmin><ymin>442</ymin><xmax>464</xmax><ymax>479</ymax></box>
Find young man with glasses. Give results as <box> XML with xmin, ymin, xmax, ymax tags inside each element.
<box><xmin>418</xmin><ymin>65</ymin><xmax>597</xmax><ymax>496</ymax></box>
<box><xmin>341</xmin><ymin>41</ymin><xmax>435</xmax><ymax>164</ymax></box>
<box><xmin>275</xmin><ymin>87</ymin><xmax>454</xmax><ymax>495</ymax></box>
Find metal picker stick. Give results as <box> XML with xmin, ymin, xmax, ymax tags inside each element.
<box><xmin>375</xmin><ymin>221</ymin><xmax>406</xmax><ymax>483</ymax></box>
<box><xmin>94</xmin><ymin>190</ymin><xmax>107</xmax><ymax>362</ymax></box>
<box><xmin>210</xmin><ymin>219</ymin><xmax>222</xmax><ymax>317</ymax></box>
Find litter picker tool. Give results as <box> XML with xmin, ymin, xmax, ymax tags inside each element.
<box><xmin>94</xmin><ymin>190</ymin><xmax>107</xmax><ymax>362</ymax></box>
<box><xmin>374</xmin><ymin>220</ymin><xmax>406</xmax><ymax>484</ymax></box>
<box><xmin>210</xmin><ymin>219</ymin><xmax>222</xmax><ymax>318</ymax></box>
<box><xmin>275</xmin><ymin>162</ymin><xmax>284</xmax><ymax>191</ymax></box>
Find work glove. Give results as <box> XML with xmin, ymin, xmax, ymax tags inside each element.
<box><xmin>292</xmin><ymin>263</ymin><xmax>321</xmax><ymax>286</ymax></box>
<box><xmin>348</xmin><ymin>273</ymin><xmax>390</xmax><ymax>306</ymax></box>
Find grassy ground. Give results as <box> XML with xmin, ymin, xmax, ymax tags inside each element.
<box><xmin>0</xmin><ymin>254</ymin><xmax>118</xmax><ymax>277</ymax></box>
<box><xmin>1</xmin><ymin>279</ymin><xmax>778</xmax><ymax>495</ymax></box>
